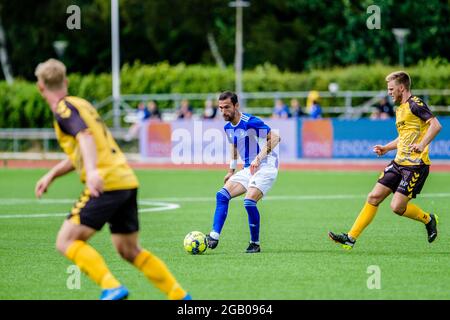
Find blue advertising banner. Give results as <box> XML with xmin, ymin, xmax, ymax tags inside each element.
<box><xmin>332</xmin><ymin>118</ymin><xmax>397</xmax><ymax>158</ymax></box>
<box><xmin>331</xmin><ymin>117</ymin><xmax>450</xmax><ymax>159</ymax></box>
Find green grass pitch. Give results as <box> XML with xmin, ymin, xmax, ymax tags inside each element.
<box><xmin>1</xmin><ymin>168</ymin><xmax>449</xmax><ymax>300</ymax></box>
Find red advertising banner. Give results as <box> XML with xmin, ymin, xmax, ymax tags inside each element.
<box><xmin>147</xmin><ymin>121</ymin><xmax>172</xmax><ymax>157</ymax></box>
<box><xmin>302</xmin><ymin>119</ymin><xmax>333</xmax><ymax>158</ymax></box>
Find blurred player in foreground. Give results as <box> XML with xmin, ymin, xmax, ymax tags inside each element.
<box><xmin>34</xmin><ymin>58</ymin><xmax>190</xmax><ymax>300</ymax></box>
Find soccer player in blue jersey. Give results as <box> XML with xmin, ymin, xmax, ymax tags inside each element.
<box><xmin>206</xmin><ymin>91</ymin><xmax>281</xmax><ymax>253</ymax></box>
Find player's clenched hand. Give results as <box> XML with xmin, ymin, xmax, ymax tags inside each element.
<box><xmin>409</xmin><ymin>143</ymin><xmax>424</xmax><ymax>153</ymax></box>
<box><xmin>224</xmin><ymin>171</ymin><xmax>234</xmax><ymax>184</ymax></box>
<box><xmin>86</xmin><ymin>170</ymin><xmax>104</xmax><ymax>197</ymax></box>
<box><xmin>35</xmin><ymin>174</ymin><xmax>53</xmax><ymax>198</ymax></box>
<box><xmin>373</xmin><ymin>145</ymin><xmax>387</xmax><ymax>156</ymax></box>
<box><xmin>250</xmin><ymin>157</ymin><xmax>261</xmax><ymax>175</ymax></box>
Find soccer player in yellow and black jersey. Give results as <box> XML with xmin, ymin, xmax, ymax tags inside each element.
<box><xmin>329</xmin><ymin>71</ymin><xmax>442</xmax><ymax>250</ymax></box>
<box><xmin>34</xmin><ymin>59</ymin><xmax>191</xmax><ymax>300</ymax></box>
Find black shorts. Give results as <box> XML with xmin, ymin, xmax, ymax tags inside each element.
<box><xmin>67</xmin><ymin>188</ymin><xmax>139</xmax><ymax>234</ymax></box>
<box><xmin>377</xmin><ymin>161</ymin><xmax>429</xmax><ymax>199</ymax></box>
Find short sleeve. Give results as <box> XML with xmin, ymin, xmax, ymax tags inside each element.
<box><xmin>247</xmin><ymin>116</ymin><xmax>271</xmax><ymax>137</ymax></box>
<box><xmin>55</xmin><ymin>100</ymin><xmax>88</xmax><ymax>137</ymax></box>
<box><xmin>409</xmin><ymin>97</ymin><xmax>434</xmax><ymax>122</ymax></box>
<box><xmin>248</xmin><ymin>117</ymin><xmax>270</xmax><ymax>131</ymax></box>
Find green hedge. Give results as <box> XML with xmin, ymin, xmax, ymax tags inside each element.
<box><xmin>1</xmin><ymin>59</ymin><xmax>449</xmax><ymax>128</ymax></box>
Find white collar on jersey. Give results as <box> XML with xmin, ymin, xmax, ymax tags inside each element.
<box><xmin>230</xmin><ymin>113</ymin><xmax>249</xmax><ymax>127</ymax></box>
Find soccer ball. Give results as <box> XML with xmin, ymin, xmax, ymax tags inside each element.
<box><xmin>184</xmin><ymin>231</ymin><xmax>207</xmax><ymax>255</ymax></box>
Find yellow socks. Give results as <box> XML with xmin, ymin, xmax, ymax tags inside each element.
<box><xmin>133</xmin><ymin>249</ymin><xmax>187</xmax><ymax>300</ymax></box>
<box><xmin>65</xmin><ymin>240</ymin><xmax>121</xmax><ymax>289</ymax></box>
<box><xmin>348</xmin><ymin>202</ymin><xmax>378</xmax><ymax>239</ymax></box>
<box><xmin>401</xmin><ymin>203</ymin><xmax>431</xmax><ymax>224</ymax></box>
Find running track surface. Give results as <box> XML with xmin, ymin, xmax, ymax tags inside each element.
<box><xmin>3</xmin><ymin>159</ymin><xmax>450</xmax><ymax>172</ymax></box>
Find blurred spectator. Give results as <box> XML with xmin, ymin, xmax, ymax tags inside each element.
<box><xmin>177</xmin><ymin>99</ymin><xmax>193</xmax><ymax>120</ymax></box>
<box><xmin>202</xmin><ymin>99</ymin><xmax>218</xmax><ymax>119</ymax></box>
<box><xmin>125</xmin><ymin>101</ymin><xmax>152</xmax><ymax>141</ymax></box>
<box><xmin>147</xmin><ymin>100</ymin><xmax>161</xmax><ymax>120</ymax></box>
<box><xmin>371</xmin><ymin>97</ymin><xmax>394</xmax><ymax>120</ymax></box>
<box><xmin>272</xmin><ymin>99</ymin><xmax>291</xmax><ymax>119</ymax></box>
<box><xmin>310</xmin><ymin>100</ymin><xmax>322</xmax><ymax>119</ymax></box>
<box><xmin>306</xmin><ymin>90</ymin><xmax>320</xmax><ymax>113</ymax></box>
<box><xmin>290</xmin><ymin>98</ymin><xmax>306</xmax><ymax>117</ymax></box>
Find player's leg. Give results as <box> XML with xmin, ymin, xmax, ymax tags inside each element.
<box><xmin>243</xmin><ymin>165</ymin><xmax>278</xmax><ymax>253</ymax></box>
<box><xmin>347</xmin><ymin>182</ymin><xmax>392</xmax><ymax>238</ymax></box>
<box><xmin>56</xmin><ymin>221</ymin><xmax>125</xmax><ymax>298</ymax></box>
<box><xmin>390</xmin><ymin>165</ymin><xmax>438</xmax><ymax>242</ymax></box>
<box><xmin>111</xmin><ymin>232</ymin><xmax>190</xmax><ymax>300</ymax></box>
<box><xmin>58</xmin><ymin>189</ymin><xmax>132</xmax><ymax>300</ymax></box>
<box><xmin>391</xmin><ymin>192</ymin><xmax>431</xmax><ymax>223</ymax></box>
<box><xmin>243</xmin><ymin>187</ymin><xmax>263</xmax><ymax>253</ymax></box>
<box><xmin>207</xmin><ymin>170</ymin><xmax>248</xmax><ymax>249</ymax></box>
<box><xmin>329</xmin><ymin>182</ymin><xmax>392</xmax><ymax>250</ymax></box>
<box><xmin>329</xmin><ymin>161</ymin><xmax>401</xmax><ymax>249</ymax></box>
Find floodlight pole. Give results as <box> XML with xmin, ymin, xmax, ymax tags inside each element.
<box><xmin>0</xmin><ymin>17</ymin><xmax>13</xmax><ymax>85</ymax></box>
<box><xmin>111</xmin><ymin>0</ymin><xmax>121</xmax><ymax>128</ymax></box>
<box><xmin>229</xmin><ymin>1</ymin><xmax>250</xmax><ymax>109</ymax></box>
<box><xmin>392</xmin><ymin>28</ymin><xmax>410</xmax><ymax>67</ymax></box>
<box><xmin>53</xmin><ymin>40</ymin><xmax>68</xmax><ymax>60</ymax></box>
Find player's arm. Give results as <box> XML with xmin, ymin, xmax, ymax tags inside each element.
<box><xmin>250</xmin><ymin>130</ymin><xmax>281</xmax><ymax>174</ymax></box>
<box><xmin>408</xmin><ymin>99</ymin><xmax>442</xmax><ymax>153</ymax></box>
<box><xmin>35</xmin><ymin>157</ymin><xmax>74</xmax><ymax>198</ymax></box>
<box><xmin>373</xmin><ymin>138</ymin><xmax>398</xmax><ymax>156</ymax></box>
<box><xmin>224</xmin><ymin>143</ymin><xmax>238</xmax><ymax>184</ymax></box>
<box><xmin>77</xmin><ymin>130</ymin><xmax>104</xmax><ymax>197</ymax></box>
<box><xmin>410</xmin><ymin>117</ymin><xmax>442</xmax><ymax>153</ymax></box>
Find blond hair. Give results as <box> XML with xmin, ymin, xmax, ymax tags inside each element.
<box><xmin>34</xmin><ymin>59</ymin><xmax>67</xmax><ymax>90</ymax></box>
<box><xmin>385</xmin><ymin>71</ymin><xmax>411</xmax><ymax>90</ymax></box>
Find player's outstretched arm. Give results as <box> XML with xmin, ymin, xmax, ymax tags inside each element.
<box><xmin>373</xmin><ymin>138</ymin><xmax>398</xmax><ymax>156</ymax></box>
<box><xmin>35</xmin><ymin>157</ymin><xmax>74</xmax><ymax>198</ymax></box>
<box><xmin>77</xmin><ymin>130</ymin><xmax>104</xmax><ymax>197</ymax></box>
<box><xmin>410</xmin><ymin>117</ymin><xmax>442</xmax><ymax>153</ymax></box>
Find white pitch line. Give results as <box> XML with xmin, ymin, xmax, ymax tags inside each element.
<box><xmin>145</xmin><ymin>192</ymin><xmax>450</xmax><ymax>202</ymax></box>
<box><xmin>0</xmin><ymin>192</ymin><xmax>448</xmax><ymax>219</ymax></box>
<box><xmin>0</xmin><ymin>200</ymin><xmax>180</xmax><ymax>219</ymax></box>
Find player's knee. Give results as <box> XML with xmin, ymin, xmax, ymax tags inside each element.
<box><xmin>55</xmin><ymin>233</ymin><xmax>70</xmax><ymax>255</ymax></box>
<box><xmin>367</xmin><ymin>192</ymin><xmax>383</xmax><ymax>205</ymax></box>
<box><xmin>216</xmin><ymin>189</ymin><xmax>231</xmax><ymax>202</ymax></box>
<box><xmin>244</xmin><ymin>198</ymin><xmax>258</xmax><ymax>208</ymax></box>
<box><xmin>116</xmin><ymin>245</ymin><xmax>139</xmax><ymax>263</ymax></box>
<box><xmin>390</xmin><ymin>202</ymin><xmax>406</xmax><ymax>215</ymax></box>
<box><xmin>55</xmin><ymin>240</ymin><xmax>65</xmax><ymax>255</ymax></box>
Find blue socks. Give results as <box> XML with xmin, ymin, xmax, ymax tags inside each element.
<box><xmin>244</xmin><ymin>199</ymin><xmax>260</xmax><ymax>244</ymax></box>
<box><xmin>211</xmin><ymin>188</ymin><xmax>231</xmax><ymax>238</ymax></box>
<box><xmin>211</xmin><ymin>190</ymin><xmax>260</xmax><ymax>244</ymax></box>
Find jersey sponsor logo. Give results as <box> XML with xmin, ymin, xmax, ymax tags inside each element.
<box><xmin>56</xmin><ymin>102</ymin><xmax>72</xmax><ymax>118</ymax></box>
<box><xmin>396</xmin><ymin>120</ymin><xmax>405</xmax><ymax>129</ymax></box>
<box><xmin>411</xmin><ymin>96</ymin><xmax>424</xmax><ymax>106</ymax></box>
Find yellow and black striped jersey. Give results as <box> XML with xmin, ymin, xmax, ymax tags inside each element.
<box><xmin>394</xmin><ymin>95</ymin><xmax>434</xmax><ymax>166</ymax></box>
<box><xmin>53</xmin><ymin>96</ymin><xmax>139</xmax><ymax>191</ymax></box>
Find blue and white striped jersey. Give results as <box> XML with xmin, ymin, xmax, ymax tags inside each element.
<box><xmin>224</xmin><ymin>113</ymin><xmax>278</xmax><ymax>168</ymax></box>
